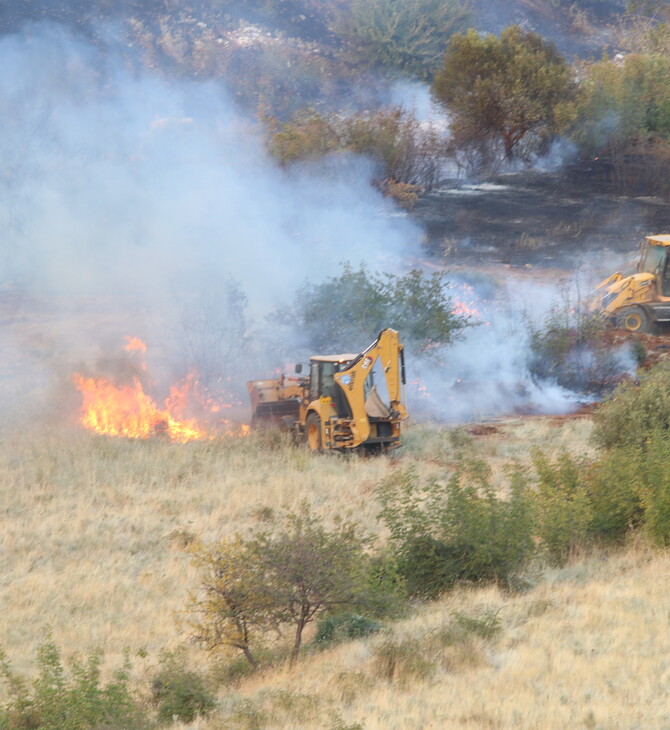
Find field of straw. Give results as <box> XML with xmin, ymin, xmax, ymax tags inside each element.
<box><xmin>2</xmin><ymin>416</ymin><xmax>668</xmax><ymax>729</ymax></box>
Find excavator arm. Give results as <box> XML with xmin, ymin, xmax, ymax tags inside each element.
<box><xmin>333</xmin><ymin>328</ymin><xmax>407</xmax><ymax>447</ymax></box>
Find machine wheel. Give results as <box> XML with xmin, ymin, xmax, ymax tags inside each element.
<box><xmin>615</xmin><ymin>306</ymin><xmax>654</xmax><ymax>334</ymax></box>
<box><xmin>305</xmin><ymin>413</ymin><xmax>322</xmax><ymax>451</ymax></box>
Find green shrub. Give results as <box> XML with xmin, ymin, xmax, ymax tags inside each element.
<box><xmin>532</xmin><ymin>451</ymin><xmax>594</xmax><ymax>564</ymax></box>
<box><xmin>332</xmin><ymin>0</ymin><xmax>471</xmax><ymax>80</ymax></box>
<box><xmin>269</xmin><ymin>107</ymin><xmax>448</xmax><ymax>190</ymax></box>
<box><xmin>616</xmin><ymin>434</ymin><xmax>670</xmax><ymax>545</ymax></box>
<box><xmin>378</xmin><ymin>463</ymin><xmax>535</xmax><ymax>597</ymax></box>
<box><xmin>315</xmin><ymin>613</ymin><xmax>382</xmax><ymax>648</ymax></box>
<box><xmin>272</xmin><ymin>263</ymin><xmax>469</xmax><ymax>356</ymax></box>
<box><xmin>527</xmin><ymin>306</ymin><xmax>622</xmax><ymax>394</ymax></box>
<box><xmin>451</xmin><ymin>609</ymin><xmax>502</xmax><ymax>641</ymax></box>
<box><xmin>584</xmin><ymin>448</ymin><xmax>644</xmax><ymax>543</ymax></box>
<box><xmin>0</xmin><ymin>638</ymin><xmax>150</xmax><ymax>730</ymax></box>
<box><xmin>592</xmin><ymin>363</ymin><xmax>670</xmax><ymax>450</ymax></box>
<box><xmin>151</xmin><ymin>651</ymin><xmax>216</xmax><ymax>723</ymax></box>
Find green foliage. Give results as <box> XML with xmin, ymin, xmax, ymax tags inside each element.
<box><xmin>449</xmin><ymin>609</ymin><xmax>502</xmax><ymax>641</ymax></box>
<box><xmin>332</xmin><ymin>0</ymin><xmax>472</xmax><ymax>80</ymax></box>
<box><xmin>274</xmin><ymin>264</ymin><xmax>469</xmax><ymax>355</ymax></box>
<box><xmin>151</xmin><ymin>651</ymin><xmax>216</xmax><ymax>723</ymax></box>
<box><xmin>634</xmin><ymin>435</ymin><xmax>670</xmax><ymax>545</ymax></box>
<box><xmin>0</xmin><ymin>638</ymin><xmax>149</xmax><ymax>730</ymax></box>
<box><xmin>377</xmin><ymin>463</ymin><xmax>535</xmax><ymax>598</ymax></box>
<box><xmin>532</xmin><ymin>429</ymin><xmax>670</xmax><ymax>552</ymax></box>
<box><xmin>570</xmin><ymin>48</ymin><xmax>670</xmax><ymax>195</ymax></box>
<box><xmin>532</xmin><ymin>451</ymin><xmax>594</xmax><ymax>563</ymax></box>
<box><xmin>186</xmin><ymin>535</ymin><xmax>277</xmax><ymax>668</ymax></box>
<box><xmin>315</xmin><ymin>613</ymin><xmax>382</xmax><ymax>648</ymax></box>
<box><xmin>269</xmin><ymin>107</ymin><xmax>448</xmax><ymax>191</ymax></box>
<box><xmin>248</xmin><ymin>505</ymin><xmax>372</xmax><ymax>665</ymax></box>
<box><xmin>592</xmin><ymin>363</ymin><xmax>670</xmax><ymax>449</ymax></box>
<box><xmin>582</xmin><ymin>447</ymin><xmax>644</xmax><ymax>543</ymax></box>
<box><xmin>432</xmin><ymin>25</ymin><xmax>576</xmax><ymax>167</ymax></box>
<box><xmin>573</xmin><ymin>52</ymin><xmax>670</xmax><ymax>153</ymax></box>
<box><xmin>527</xmin><ymin>304</ymin><xmax>622</xmax><ymax>393</ymax></box>
<box><xmin>188</xmin><ymin>504</ymin><xmax>372</xmax><ymax>667</ymax></box>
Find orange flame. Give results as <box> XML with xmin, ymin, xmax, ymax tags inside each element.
<box><xmin>73</xmin><ymin>337</ymin><xmax>248</xmax><ymax>442</ymax></box>
<box><xmin>73</xmin><ymin>374</ymin><xmax>207</xmax><ymax>443</ymax></box>
<box><xmin>124</xmin><ymin>335</ymin><xmax>147</xmax><ymax>354</ymax></box>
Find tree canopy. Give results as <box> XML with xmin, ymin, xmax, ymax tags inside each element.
<box><xmin>273</xmin><ymin>264</ymin><xmax>469</xmax><ymax>355</ymax></box>
<box><xmin>432</xmin><ymin>26</ymin><xmax>576</xmax><ymax>165</ymax></box>
<box><xmin>335</xmin><ymin>0</ymin><xmax>472</xmax><ymax>80</ymax></box>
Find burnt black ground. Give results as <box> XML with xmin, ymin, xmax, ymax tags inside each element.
<box><xmin>412</xmin><ymin>161</ymin><xmax>670</xmax><ymax>270</ymax></box>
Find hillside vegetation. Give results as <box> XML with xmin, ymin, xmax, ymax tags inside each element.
<box><xmin>4</xmin><ymin>1</ymin><xmax>670</xmax><ymax>727</ymax></box>
<box><xmin>2</xmin><ymin>386</ymin><xmax>670</xmax><ymax>727</ymax></box>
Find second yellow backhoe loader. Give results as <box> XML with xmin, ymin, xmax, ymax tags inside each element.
<box><xmin>592</xmin><ymin>234</ymin><xmax>670</xmax><ymax>333</ymax></box>
<box><xmin>247</xmin><ymin>328</ymin><xmax>407</xmax><ymax>451</ymax></box>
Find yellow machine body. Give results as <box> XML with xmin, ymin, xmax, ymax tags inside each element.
<box><xmin>592</xmin><ymin>234</ymin><xmax>670</xmax><ymax>332</ymax></box>
<box><xmin>247</xmin><ymin>328</ymin><xmax>407</xmax><ymax>451</ymax></box>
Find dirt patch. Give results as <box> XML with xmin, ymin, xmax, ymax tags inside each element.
<box><xmin>466</xmin><ymin>423</ymin><xmax>501</xmax><ymax>437</ymax></box>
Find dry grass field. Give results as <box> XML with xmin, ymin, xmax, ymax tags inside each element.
<box><xmin>4</xmin><ymin>413</ymin><xmax>669</xmax><ymax>728</ymax></box>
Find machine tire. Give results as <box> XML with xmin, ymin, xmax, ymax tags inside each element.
<box><xmin>305</xmin><ymin>413</ymin><xmax>322</xmax><ymax>451</ymax></box>
<box><xmin>615</xmin><ymin>306</ymin><xmax>654</xmax><ymax>334</ymax></box>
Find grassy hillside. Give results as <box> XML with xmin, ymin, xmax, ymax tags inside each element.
<box><xmin>8</xmin><ymin>415</ymin><xmax>670</xmax><ymax>729</ymax></box>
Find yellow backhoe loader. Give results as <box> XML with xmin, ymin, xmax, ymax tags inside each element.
<box><xmin>247</xmin><ymin>328</ymin><xmax>407</xmax><ymax>451</ymax></box>
<box><xmin>593</xmin><ymin>234</ymin><xmax>670</xmax><ymax>333</ymax></box>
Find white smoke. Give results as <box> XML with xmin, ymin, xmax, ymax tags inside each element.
<box><xmin>0</xmin><ymin>22</ymin><xmax>627</xmax><ymax>426</ymax></box>
<box><xmin>406</xmin><ymin>276</ymin><xmax>584</xmax><ymax>422</ymax></box>
<box><xmin>0</xmin><ymin>22</ymin><xmax>422</xmax><ymax>412</ymax></box>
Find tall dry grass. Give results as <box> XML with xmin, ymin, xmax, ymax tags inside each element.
<box><xmin>5</xmin><ymin>413</ymin><xmax>648</xmax><ymax>730</ymax></box>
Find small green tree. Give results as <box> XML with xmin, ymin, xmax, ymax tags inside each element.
<box><xmin>333</xmin><ymin>0</ymin><xmax>472</xmax><ymax>80</ymax></box>
<box><xmin>249</xmin><ymin>506</ymin><xmax>371</xmax><ymax>666</ymax></box>
<box><xmin>273</xmin><ymin>264</ymin><xmax>469</xmax><ymax>355</ymax></box>
<box><xmin>432</xmin><ymin>26</ymin><xmax>576</xmax><ymax>165</ymax></box>
<box><xmin>188</xmin><ymin>506</ymin><xmax>371</xmax><ymax>667</ymax></box>
<box><xmin>532</xmin><ymin>451</ymin><xmax>594</xmax><ymax>564</ymax></box>
<box><xmin>186</xmin><ymin>536</ymin><xmax>277</xmax><ymax>668</ymax></box>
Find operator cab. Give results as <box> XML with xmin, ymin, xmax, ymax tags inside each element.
<box><xmin>639</xmin><ymin>235</ymin><xmax>670</xmax><ymax>298</ymax></box>
<box><xmin>308</xmin><ymin>354</ymin><xmax>355</xmax><ymax>413</ymax></box>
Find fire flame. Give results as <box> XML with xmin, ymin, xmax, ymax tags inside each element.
<box><xmin>73</xmin><ymin>337</ymin><xmax>247</xmax><ymax>442</ymax></box>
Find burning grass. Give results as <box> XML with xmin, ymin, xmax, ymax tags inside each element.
<box><xmin>72</xmin><ymin>337</ymin><xmax>249</xmax><ymax>443</ymax></box>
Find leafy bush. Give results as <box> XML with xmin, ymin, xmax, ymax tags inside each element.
<box><xmin>269</xmin><ymin>107</ymin><xmax>448</xmax><ymax>191</ymax></box>
<box><xmin>582</xmin><ymin>447</ymin><xmax>644</xmax><ymax>544</ymax></box>
<box><xmin>273</xmin><ymin>264</ymin><xmax>469</xmax><ymax>355</ymax></box>
<box><xmin>332</xmin><ymin>0</ymin><xmax>472</xmax><ymax>80</ymax></box>
<box><xmin>573</xmin><ymin>52</ymin><xmax>670</xmax><ymax>152</ymax></box>
<box><xmin>570</xmin><ymin>49</ymin><xmax>670</xmax><ymax>196</ymax></box>
<box><xmin>592</xmin><ymin>363</ymin><xmax>670</xmax><ymax>449</ymax></box>
<box><xmin>532</xmin><ymin>451</ymin><xmax>594</xmax><ymax>563</ymax></box>
<box><xmin>432</xmin><ymin>26</ymin><xmax>575</xmax><ymax>170</ymax></box>
<box><xmin>187</xmin><ymin>504</ymin><xmax>372</xmax><ymax>667</ymax></box>
<box><xmin>0</xmin><ymin>638</ymin><xmax>149</xmax><ymax>730</ymax></box>
<box><xmin>527</xmin><ymin>304</ymin><xmax>623</xmax><ymax>394</ymax></box>
<box><xmin>593</xmin><ymin>434</ymin><xmax>670</xmax><ymax>546</ymax></box>
<box><xmin>377</xmin><ymin>463</ymin><xmax>535</xmax><ymax>598</ymax></box>
<box><xmin>315</xmin><ymin>613</ymin><xmax>382</xmax><ymax>648</ymax></box>
<box><xmin>151</xmin><ymin>651</ymin><xmax>216</xmax><ymax>723</ymax></box>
